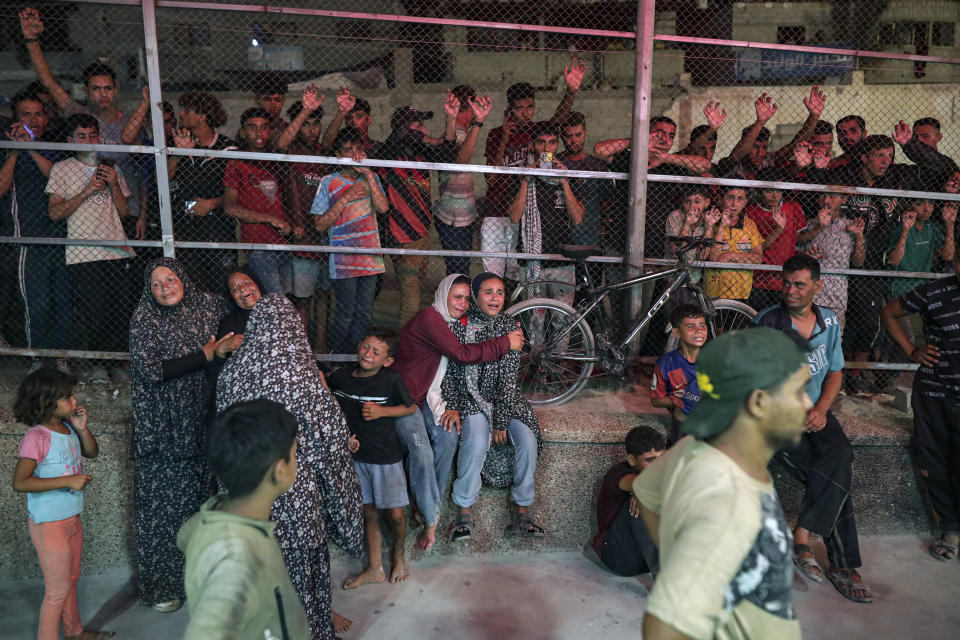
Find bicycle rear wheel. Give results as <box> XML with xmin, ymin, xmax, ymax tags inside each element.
<box><xmin>506</xmin><ymin>297</ymin><xmax>596</xmax><ymax>407</ymax></box>
<box><xmin>664</xmin><ymin>299</ymin><xmax>756</xmax><ymax>352</ymax></box>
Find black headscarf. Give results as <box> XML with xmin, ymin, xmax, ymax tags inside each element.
<box><xmin>129</xmin><ymin>257</ymin><xmax>224</xmax><ymax>458</ymax></box>
<box><xmin>217</xmin><ymin>265</ymin><xmax>265</xmax><ymax>338</ymax></box>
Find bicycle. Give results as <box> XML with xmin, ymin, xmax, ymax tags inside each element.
<box><xmin>505</xmin><ymin>236</ymin><xmax>756</xmax><ymax>407</ymax></box>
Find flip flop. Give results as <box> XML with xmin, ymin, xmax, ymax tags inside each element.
<box><xmin>825</xmin><ymin>568</ymin><xmax>873</xmax><ymax>604</ymax></box>
<box><xmin>505</xmin><ymin>513</ymin><xmax>545</xmax><ymax>538</ymax></box>
<box><xmin>928</xmin><ymin>534</ymin><xmax>959</xmax><ymax>563</ymax></box>
<box><xmin>450</xmin><ymin>512</ymin><xmax>473</xmax><ymax>542</ymax></box>
<box><xmin>793</xmin><ymin>544</ymin><xmax>824</xmax><ymax>583</ymax></box>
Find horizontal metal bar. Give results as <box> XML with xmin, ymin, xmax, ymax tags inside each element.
<box><xmin>0</xmin><ymin>141</ymin><xmax>160</xmax><ymax>155</ymax></box>
<box><xmin>7</xmin><ymin>141</ymin><xmax>960</xmax><ymax>203</ymax></box>
<box><xmin>50</xmin><ymin>0</ymin><xmax>960</xmax><ymax>67</ymax></box>
<box><xmin>656</xmin><ymin>34</ymin><xmax>960</xmax><ymax>66</ymax></box>
<box><xmin>154</xmin><ymin>1</ymin><xmax>637</xmax><ymax>40</ymax></box>
<box><xmin>1</xmin><ymin>346</ymin><xmax>915</xmax><ymax>371</ymax></box>
<box><xmin>0</xmin><ymin>236</ymin><xmax>163</xmax><ymax>248</ymax></box>
<box><xmin>644</xmin><ymin>257</ymin><xmax>944</xmax><ymax>280</ymax></box>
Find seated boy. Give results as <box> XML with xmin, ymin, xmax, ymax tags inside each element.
<box><xmin>328</xmin><ymin>328</ymin><xmax>416</xmax><ymax>588</ymax></box>
<box><xmin>651</xmin><ymin>304</ymin><xmax>707</xmax><ymax>446</ymax></box>
<box><xmin>593</xmin><ymin>425</ymin><xmax>664</xmax><ymax>577</ymax></box>
<box><xmin>177</xmin><ymin>398</ymin><xmax>308</xmax><ymax>640</ymax></box>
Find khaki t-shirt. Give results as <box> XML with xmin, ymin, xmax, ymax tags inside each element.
<box><xmin>634</xmin><ymin>437</ymin><xmax>800</xmax><ymax>640</ymax></box>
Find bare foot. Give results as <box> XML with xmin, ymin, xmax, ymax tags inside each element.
<box><xmin>390</xmin><ymin>555</ymin><xmax>410</xmax><ymax>584</ymax></box>
<box><xmin>333</xmin><ymin>611</ymin><xmax>353</xmax><ymax>633</ymax></box>
<box><xmin>343</xmin><ymin>565</ymin><xmax>385</xmax><ymax>590</ymax></box>
<box><xmin>416</xmin><ymin>525</ymin><xmax>436</xmax><ymax>551</ymax></box>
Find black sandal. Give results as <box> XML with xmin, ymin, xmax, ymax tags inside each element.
<box><xmin>450</xmin><ymin>512</ymin><xmax>473</xmax><ymax>542</ymax></box>
<box><xmin>505</xmin><ymin>513</ymin><xmax>545</xmax><ymax>538</ymax></box>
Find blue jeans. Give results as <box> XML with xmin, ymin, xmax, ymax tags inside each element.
<box><xmin>394</xmin><ymin>404</ymin><xmax>459</xmax><ymax>526</ymax></box>
<box><xmin>453</xmin><ymin>413</ymin><xmax>537</xmax><ymax>508</ymax></box>
<box><xmin>434</xmin><ymin>218</ymin><xmax>474</xmax><ymax>276</ymax></box>
<box><xmin>329</xmin><ymin>275</ymin><xmax>377</xmax><ymax>353</ymax></box>
<box><xmin>246</xmin><ymin>250</ymin><xmax>292</xmax><ymax>294</ymax></box>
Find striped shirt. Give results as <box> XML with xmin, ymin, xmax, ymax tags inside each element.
<box><xmin>899</xmin><ymin>275</ymin><xmax>960</xmax><ymax>391</ymax></box>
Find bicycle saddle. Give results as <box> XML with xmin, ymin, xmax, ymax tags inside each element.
<box><xmin>558</xmin><ymin>244</ymin><xmax>603</xmax><ymax>261</ymax></box>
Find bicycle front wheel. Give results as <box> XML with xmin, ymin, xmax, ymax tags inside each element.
<box><xmin>506</xmin><ymin>297</ymin><xmax>596</xmax><ymax>407</ymax></box>
<box><xmin>664</xmin><ymin>298</ymin><xmax>756</xmax><ymax>352</ymax></box>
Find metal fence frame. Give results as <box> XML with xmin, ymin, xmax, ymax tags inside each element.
<box><xmin>3</xmin><ymin>0</ymin><xmax>958</xmax><ymax>372</ymax></box>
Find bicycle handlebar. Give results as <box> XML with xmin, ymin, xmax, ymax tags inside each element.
<box><xmin>668</xmin><ymin>235</ymin><xmax>717</xmax><ymax>264</ymax></box>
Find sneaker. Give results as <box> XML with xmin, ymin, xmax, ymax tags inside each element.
<box><xmin>152</xmin><ymin>598</ymin><xmax>182</xmax><ymax>613</ymax></box>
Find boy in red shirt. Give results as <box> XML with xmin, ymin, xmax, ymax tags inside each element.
<box><xmin>747</xmin><ymin>167</ymin><xmax>806</xmax><ymax>311</ymax></box>
<box><xmin>223</xmin><ymin>108</ymin><xmax>302</xmax><ymax>294</ymax></box>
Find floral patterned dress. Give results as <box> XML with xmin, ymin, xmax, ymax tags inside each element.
<box><xmin>216</xmin><ymin>294</ymin><xmax>363</xmax><ymax>640</ymax></box>
<box><xmin>129</xmin><ymin>257</ymin><xmax>224</xmax><ymax>605</ymax></box>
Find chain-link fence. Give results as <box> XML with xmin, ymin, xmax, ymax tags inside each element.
<box><xmin>1</xmin><ymin>0</ymin><xmax>957</xmax><ymax>391</ymax></box>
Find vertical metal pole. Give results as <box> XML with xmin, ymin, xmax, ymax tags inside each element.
<box><xmin>624</xmin><ymin>0</ymin><xmax>656</xmax><ymax>347</ymax></box>
<box><xmin>141</xmin><ymin>0</ymin><xmax>175</xmax><ymax>257</ymax></box>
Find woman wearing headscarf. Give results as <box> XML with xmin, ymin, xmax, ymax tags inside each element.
<box><xmin>391</xmin><ymin>273</ymin><xmax>524</xmax><ymax>550</ymax></box>
<box><xmin>441</xmin><ymin>272</ymin><xmax>544</xmax><ymax>542</ymax></box>
<box><xmin>216</xmin><ymin>294</ymin><xmax>363</xmax><ymax>640</ymax></box>
<box><xmin>129</xmin><ymin>257</ymin><xmax>231</xmax><ymax>612</ymax></box>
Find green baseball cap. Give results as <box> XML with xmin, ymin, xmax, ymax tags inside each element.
<box><xmin>683</xmin><ymin>328</ymin><xmax>809</xmax><ymax>439</ymax></box>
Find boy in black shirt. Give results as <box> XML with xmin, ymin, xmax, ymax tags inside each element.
<box><xmin>328</xmin><ymin>328</ymin><xmax>415</xmax><ymax>589</ymax></box>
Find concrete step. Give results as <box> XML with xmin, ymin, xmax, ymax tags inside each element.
<box><xmin>0</xmin><ymin>375</ymin><xmax>931</xmax><ymax>579</ymax></box>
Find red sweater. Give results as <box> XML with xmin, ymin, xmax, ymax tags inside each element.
<box><xmin>392</xmin><ymin>307</ymin><xmax>511</xmax><ymax>406</ymax></box>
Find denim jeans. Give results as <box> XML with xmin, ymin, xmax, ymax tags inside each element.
<box><xmin>452</xmin><ymin>413</ymin><xmax>538</xmax><ymax>508</ymax></box>
<box><xmin>434</xmin><ymin>218</ymin><xmax>474</xmax><ymax>276</ymax></box>
<box><xmin>394</xmin><ymin>404</ymin><xmax>460</xmax><ymax>526</ymax></box>
<box><xmin>246</xmin><ymin>250</ymin><xmax>292</xmax><ymax>295</ymax></box>
<box><xmin>329</xmin><ymin>275</ymin><xmax>377</xmax><ymax>353</ymax></box>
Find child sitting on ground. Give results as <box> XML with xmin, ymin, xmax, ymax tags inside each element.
<box><xmin>592</xmin><ymin>425</ymin><xmax>665</xmax><ymax>577</ymax></box>
<box><xmin>177</xmin><ymin>398</ymin><xmax>308</xmax><ymax>639</ymax></box>
<box><xmin>650</xmin><ymin>303</ymin><xmax>707</xmax><ymax>447</ymax></box>
<box><xmin>13</xmin><ymin>366</ymin><xmax>114</xmax><ymax>640</ymax></box>
<box><xmin>328</xmin><ymin>328</ymin><xmax>416</xmax><ymax>589</ymax></box>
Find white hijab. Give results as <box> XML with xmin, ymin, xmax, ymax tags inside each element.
<box><xmin>425</xmin><ymin>274</ymin><xmax>467</xmax><ymax>422</ymax></box>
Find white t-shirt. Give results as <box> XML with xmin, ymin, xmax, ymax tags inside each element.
<box><xmin>45</xmin><ymin>157</ymin><xmax>134</xmax><ymax>265</ymax></box>
<box><xmin>634</xmin><ymin>437</ymin><xmax>800</xmax><ymax>640</ymax></box>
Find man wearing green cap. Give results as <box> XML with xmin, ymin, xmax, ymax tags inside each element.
<box><xmin>754</xmin><ymin>254</ymin><xmax>872</xmax><ymax>605</ymax></box>
<box><xmin>635</xmin><ymin>328</ymin><xmax>811</xmax><ymax>640</ymax></box>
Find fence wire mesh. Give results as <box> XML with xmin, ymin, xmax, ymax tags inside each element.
<box><xmin>0</xmin><ymin>0</ymin><xmax>957</xmax><ymax>392</ymax></box>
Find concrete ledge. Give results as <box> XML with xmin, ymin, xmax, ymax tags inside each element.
<box><xmin>0</xmin><ymin>382</ymin><xmax>931</xmax><ymax>579</ymax></box>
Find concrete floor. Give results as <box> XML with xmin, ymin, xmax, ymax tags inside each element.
<box><xmin>2</xmin><ymin>535</ymin><xmax>959</xmax><ymax>640</ymax></box>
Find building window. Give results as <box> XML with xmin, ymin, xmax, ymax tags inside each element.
<box><xmin>777</xmin><ymin>25</ymin><xmax>806</xmax><ymax>46</ymax></box>
<box><xmin>932</xmin><ymin>22</ymin><xmax>954</xmax><ymax>47</ymax></box>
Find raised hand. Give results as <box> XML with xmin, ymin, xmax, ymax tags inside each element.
<box><xmin>803</xmin><ymin>85</ymin><xmax>826</xmax><ymax>116</ymax></box>
<box><xmin>302</xmin><ymin>83</ymin><xmax>324</xmax><ymax>112</ymax></box>
<box><xmin>469</xmin><ymin>95</ymin><xmax>493</xmax><ymax>123</ymax></box>
<box><xmin>813</xmin><ymin>151</ymin><xmax>831</xmax><ymax>169</ymax></box>
<box><xmin>944</xmin><ymin>172</ymin><xmax>960</xmax><ymax>194</ymax></box>
<box><xmin>443</xmin><ymin>90</ymin><xmax>461</xmax><ymax>119</ymax></box>
<box><xmin>901</xmin><ymin>208</ymin><xmax>917</xmax><ymax>230</ymax></box>
<box><xmin>69</xmin><ymin>404</ymin><xmax>88</xmax><ymax>432</ymax></box>
<box><xmin>772</xmin><ymin>206</ymin><xmax>786</xmax><ymax>229</ymax></box>
<box><xmin>704</xmin><ymin>207</ymin><xmax>722</xmax><ymax>228</ymax></box>
<box><xmin>563</xmin><ymin>57</ymin><xmax>588</xmax><ymax>91</ymax></box>
<box><xmin>19</xmin><ymin>8</ymin><xmax>44</xmax><ymax>39</ymax></box>
<box><xmin>943</xmin><ymin>201</ymin><xmax>958</xmax><ymax>225</ymax></box>
<box><xmin>703</xmin><ymin>101</ymin><xmax>727</xmax><ymax>130</ymax></box>
<box><xmin>892</xmin><ymin>120</ymin><xmax>913</xmax><ymax>145</ymax></box>
<box><xmin>794</xmin><ymin>142</ymin><xmax>812</xmax><ymax>168</ymax></box>
<box><xmin>755</xmin><ymin>92</ymin><xmax>778</xmax><ymax>123</ymax></box>
<box><xmin>336</xmin><ymin>86</ymin><xmax>355</xmax><ymax>114</ymax></box>
<box><xmin>845</xmin><ymin>216</ymin><xmax>865</xmax><ymax>237</ymax></box>
<box><xmin>8</xmin><ymin>122</ymin><xmax>33</xmax><ymax>142</ymax></box>
<box><xmin>172</xmin><ymin>127</ymin><xmax>195</xmax><ymax>149</ymax></box>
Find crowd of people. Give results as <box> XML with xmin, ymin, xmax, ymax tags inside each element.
<box><xmin>4</xmin><ymin>9</ymin><xmax>959</xmax><ymax>383</ymax></box>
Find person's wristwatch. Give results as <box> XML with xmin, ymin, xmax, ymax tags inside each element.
<box><xmin>470</xmin><ymin>120</ymin><xmax>484</xmax><ymax>128</ymax></box>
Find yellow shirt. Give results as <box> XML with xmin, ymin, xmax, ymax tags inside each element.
<box><xmin>704</xmin><ymin>218</ymin><xmax>762</xmax><ymax>300</ymax></box>
<box><xmin>634</xmin><ymin>437</ymin><xmax>801</xmax><ymax>640</ymax></box>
